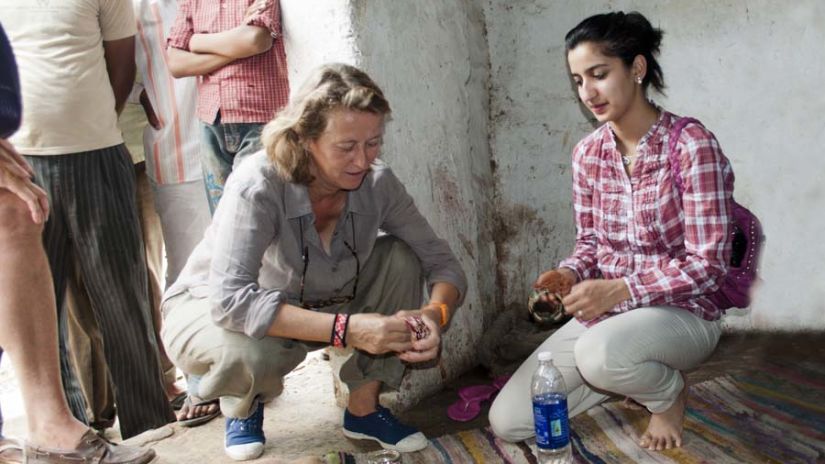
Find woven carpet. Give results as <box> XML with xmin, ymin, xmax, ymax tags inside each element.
<box><xmin>330</xmin><ymin>360</ymin><xmax>825</xmax><ymax>463</ymax></box>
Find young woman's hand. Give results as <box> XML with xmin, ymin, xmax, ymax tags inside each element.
<box><xmin>562</xmin><ymin>278</ymin><xmax>631</xmax><ymax>321</ymax></box>
<box><xmin>394</xmin><ymin>309</ymin><xmax>441</xmax><ymax>364</ymax></box>
<box><xmin>533</xmin><ymin>267</ymin><xmax>577</xmax><ymax>303</ymax></box>
<box><xmin>347</xmin><ymin>313</ymin><xmax>413</xmax><ymax>355</ymax></box>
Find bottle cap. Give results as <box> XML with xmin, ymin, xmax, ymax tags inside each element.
<box><xmin>537</xmin><ymin>351</ymin><xmax>553</xmax><ymax>362</ymax></box>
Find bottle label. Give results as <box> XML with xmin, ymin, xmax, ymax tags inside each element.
<box><xmin>533</xmin><ymin>395</ymin><xmax>569</xmax><ymax>450</ymax></box>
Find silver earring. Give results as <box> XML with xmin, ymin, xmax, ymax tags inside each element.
<box><xmin>636</xmin><ymin>76</ymin><xmax>643</xmax><ymax>84</ymax></box>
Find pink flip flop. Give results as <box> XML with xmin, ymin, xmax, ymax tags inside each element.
<box><xmin>447</xmin><ymin>375</ymin><xmax>511</xmax><ymax>422</ymax></box>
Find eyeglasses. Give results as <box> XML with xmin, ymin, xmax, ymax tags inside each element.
<box><xmin>298</xmin><ymin>215</ymin><xmax>359</xmax><ymax>309</ymax></box>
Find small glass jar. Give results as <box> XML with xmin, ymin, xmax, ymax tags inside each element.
<box><xmin>365</xmin><ymin>449</ymin><xmax>401</xmax><ymax>464</ymax></box>
<box><xmin>527</xmin><ymin>289</ymin><xmax>566</xmax><ymax>324</ymax></box>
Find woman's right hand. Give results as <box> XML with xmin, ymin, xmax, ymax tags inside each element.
<box><xmin>347</xmin><ymin>313</ymin><xmax>414</xmax><ymax>355</ymax></box>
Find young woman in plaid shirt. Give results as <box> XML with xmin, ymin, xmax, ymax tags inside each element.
<box><xmin>490</xmin><ymin>11</ymin><xmax>736</xmax><ymax>452</ymax></box>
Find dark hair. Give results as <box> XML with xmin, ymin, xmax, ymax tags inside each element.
<box><xmin>565</xmin><ymin>11</ymin><xmax>665</xmax><ymax>94</ymax></box>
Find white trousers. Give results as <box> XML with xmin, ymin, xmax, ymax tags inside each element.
<box><xmin>489</xmin><ymin>306</ymin><xmax>721</xmax><ymax>442</ymax></box>
<box><xmin>150</xmin><ymin>179</ymin><xmax>211</xmax><ymax>286</ymax></box>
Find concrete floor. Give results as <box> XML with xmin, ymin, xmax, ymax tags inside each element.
<box><xmin>2</xmin><ymin>331</ymin><xmax>823</xmax><ymax>463</ymax></box>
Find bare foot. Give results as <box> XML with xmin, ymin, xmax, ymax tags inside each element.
<box><xmin>639</xmin><ymin>376</ymin><xmax>688</xmax><ymax>451</ymax></box>
<box><xmin>176</xmin><ymin>396</ymin><xmax>219</xmax><ymax>422</ymax></box>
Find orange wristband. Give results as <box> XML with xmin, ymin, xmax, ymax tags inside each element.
<box><xmin>435</xmin><ymin>303</ymin><xmax>449</xmax><ymax>327</ymax></box>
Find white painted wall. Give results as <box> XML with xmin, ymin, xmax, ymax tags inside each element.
<box><xmin>281</xmin><ymin>0</ymin><xmax>496</xmax><ymax>407</ymax></box>
<box><xmin>280</xmin><ymin>0</ymin><xmax>823</xmax><ymax>407</ymax></box>
<box><xmin>484</xmin><ymin>0</ymin><xmax>825</xmax><ymax>330</ymax></box>
<box><xmin>281</xmin><ymin>1</ymin><xmax>359</xmax><ymax>90</ymax></box>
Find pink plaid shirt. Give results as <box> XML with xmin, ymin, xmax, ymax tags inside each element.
<box><xmin>559</xmin><ymin>111</ymin><xmax>735</xmax><ymax>325</ymax></box>
<box><xmin>167</xmin><ymin>0</ymin><xmax>289</xmax><ymax>124</ymax></box>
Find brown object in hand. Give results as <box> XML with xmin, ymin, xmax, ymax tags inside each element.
<box><xmin>404</xmin><ymin>315</ymin><xmax>430</xmax><ymax>340</ymax></box>
<box><xmin>538</xmin><ymin>270</ymin><xmax>574</xmax><ymax>296</ymax></box>
<box><xmin>528</xmin><ymin>270</ymin><xmax>574</xmax><ymax>324</ymax></box>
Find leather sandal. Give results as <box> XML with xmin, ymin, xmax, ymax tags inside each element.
<box><xmin>177</xmin><ymin>395</ymin><xmax>221</xmax><ymax>428</ymax></box>
<box><xmin>22</xmin><ymin>429</ymin><xmax>155</xmax><ymax>464</ymax></box>
<box><xmin>0</xmin><ymin>436</ymin><xmax>23</xmax><ymax>463</ymax></box>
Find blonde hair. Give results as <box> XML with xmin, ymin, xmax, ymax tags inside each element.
<box><xmin>262</xmin><ymin>63</ymin><xmax>392</xmax><ymax>184</ymax></box>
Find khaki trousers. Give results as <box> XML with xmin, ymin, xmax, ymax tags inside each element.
<box><xmin>162</xmin><ymin>236</ymin><xmax>423</xmax><ymax>419</ymax></box>
<box><xmin>489</xmin><ymin>306</ymin><xmax>721</xmax><ymax>442</ymax></box>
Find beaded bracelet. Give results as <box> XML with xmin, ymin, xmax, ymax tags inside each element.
<box><xmin>330</xmin><ymin>313</ymin><xmax>350</xmax><ymax>348</ymax></box>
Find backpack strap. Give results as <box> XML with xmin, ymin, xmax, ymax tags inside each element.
<box><xmin>667</xmin><ymin>117</ymin><xmax>701</xmax><ymax>195</ymax></box>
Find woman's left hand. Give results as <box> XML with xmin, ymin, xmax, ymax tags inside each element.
<box><xmin>394</xmin><ymin>309</ymin><xmax>441</xmax><ymax>363</ymax></box>
<box><xmin>562</xmin><ymin>278</ymin><xmax>630</xmax><ymax>321</ymax></box>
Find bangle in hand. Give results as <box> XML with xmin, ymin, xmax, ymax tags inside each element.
<box><xmin>432</xmin><ymin>302</ymin><xmax>449</xmax><ymax>327</ymax></box>
<box><xmin>330</xmin><ymin>313</ymin><xmax>350</xmax><ymax>348</ymax></box>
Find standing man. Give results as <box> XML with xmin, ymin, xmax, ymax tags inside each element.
<box><xmin>166</xmin><ymin>0</ymin><xmax>290</xmax><ymax>213</ymax></box>
<box><xmin>0</xmin><ymin>22</ymin><xmax>155</xmax><ymax>463</ymax></box>
<box><xmin>133</xmin><ymin>0</ymin><xmax>217</xmax><ymax>425</ymax></box>
<box><xmin>0</xmin><ymin>0</ymin><xmax>174</xmax><ymax>438</ymax></box>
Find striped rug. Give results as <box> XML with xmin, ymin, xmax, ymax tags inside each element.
<box><xmin>570</xmin><ymin>360</ymin><xmax>825</xmax><ymax>463</ymax></box>
<box><xmin>331</xmin><ymin>360</ymin><xmax>825</xmax><ymax>463</ymax></box>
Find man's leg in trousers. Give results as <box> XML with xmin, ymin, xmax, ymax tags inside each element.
<box><xmin>200</xmin><ymin>122</ymin><xmax>234</xmax><ymax>215</ymax></box>
<box><xmin>25</xmin><ymin>154</ymin><xmax>89</xmax><ymax>424</ymax></box>
<box><xmin>66</xmin><ymin>146</ymin><xmax>173</xmax><ymax>438</ymax></box>
<box><xmin>136</xmin><ymin>163</ymin><xmax>180</xmax><ymax>395</ymax></box>
<box><xmin>337</xmin><ymin>236</ymin><xmax>423</xmax><ymax>394</ymax></box>
<box><xmin>151</xmin><ymin>179</ymin><xmax>210</xmax><ymax>287</ymax></box>
<box><xmin>227</xmin><ymin>123</ymin><xmax>263</xmax><ymax>170</ymax></box>
<box><xmin>65</xmin><ymin>269</ymin><xmax>116</xmax><ymax>428</ymax></box>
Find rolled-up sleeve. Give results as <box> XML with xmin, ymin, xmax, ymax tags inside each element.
<box><xmin>375</xmin><ymin>169</ymin><xmax>468</xmax><ymax>306</ymax></box>
<box><xmin>208</xmin><ymin>181</ymin><xmax>286</xmax><ymax>339</ymax></box>
<box><xmin>166</xmin><ymin>0</ymin><xmax>194</xmax><ymax>50</ymax></box>
<box><xmin>244</xmin><ymin>0</ymin><xmax>281</xmax><ymax>38</ymax></box>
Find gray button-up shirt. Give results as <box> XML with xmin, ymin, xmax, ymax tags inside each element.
<box><xmin>165</xmin><ymin>151</ymin><xmax>468</xmax><ymax>339</ymax></box>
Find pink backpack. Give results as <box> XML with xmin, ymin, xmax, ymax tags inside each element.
<box><xmin>668</xmin><ymin>117</ymin><xmax>764</xmax><ymax>309</ymax></box>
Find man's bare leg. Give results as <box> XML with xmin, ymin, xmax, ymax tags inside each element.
<box><xmin>0</xmin><ymin>191</ymin><xmax>89</xmax><ymax>448</ymax></box>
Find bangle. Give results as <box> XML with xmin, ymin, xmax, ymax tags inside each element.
<box><xmin>330</xmin><ymin>313</ymin><xmax>349</xmax><ymax>348</ymax></box>
<box><xmin>433</xmin><ymin>302</ymin><xmax>449</xmax><ymax>327</ymax></box>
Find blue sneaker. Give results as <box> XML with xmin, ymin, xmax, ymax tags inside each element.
<box><xmin>225</xmin><ymin>402</ymin><xmax>265</xmax><ymax>461</ymax></box>
<box><xmin>342</xmin><ymin>406</ymin><xmax>428</xmax><ymax>452</ymax></box>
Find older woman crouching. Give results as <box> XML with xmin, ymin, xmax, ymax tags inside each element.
<box><xmin>160</xmin><ymin>63</ymin><xmax>467</xmax><ymax>461</ymax></box>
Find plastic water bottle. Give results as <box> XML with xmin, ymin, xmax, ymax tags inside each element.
<box><xmin>532</xmin><ymin>351</ymin><xmax>571</xmax><ymax>463</ymax></box>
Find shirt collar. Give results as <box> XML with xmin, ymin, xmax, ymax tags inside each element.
<box><xmin>284</xmin><ymin>182</ymin><xmax>312</xmax><ymax>219</ymax></box>
<box><xmin>603</xmin><ymin>104</ymin><xmax>672</xmax><ymax>152</ymax></box>
<box><xmin>282</xmin><ymin>175</ymin><xmax>374</xmax><ymax>219</ymax></box>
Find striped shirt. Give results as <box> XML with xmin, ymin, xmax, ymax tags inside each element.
<box><xmin>166</xmin><ymin>0</ymin><xmax>289</xmax><ymax>125</ymax></box>
<box><xmin>134</xmin><ymin>0</ymin><xmax>202</xmax><ymax>184</ymax></box>
<box><xmin>559</xmin><ymin>111</ymin><xmax>735</xmax><ymax>325</ymax></box>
